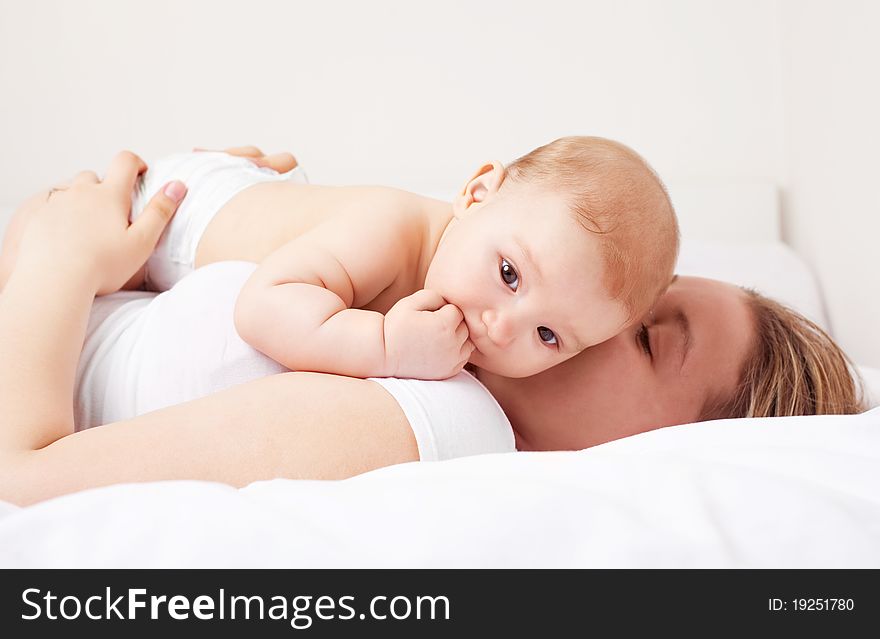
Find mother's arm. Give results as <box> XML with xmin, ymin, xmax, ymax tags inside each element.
<box><xmin>0</xmin><ymin>152</ymin><xmax>417</xmax><ymax>507</ymax></box>
<box><xmin>8</xmin><ymin>372</ymin><xmax>418</xmax><ymax>506</ymax></box>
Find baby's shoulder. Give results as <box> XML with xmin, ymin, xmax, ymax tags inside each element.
<box><xmin>328</xmin><ymin>186</ymin><xmax>438</xmax><ymax>246</ymax></box>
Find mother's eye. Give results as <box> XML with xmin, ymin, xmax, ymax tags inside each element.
<box><xmin>499</xmin><ymin>258</ymin><xmax>519</xmax><ymax>291</ymax></box>
<box><xmin>637</xmin><ymin>323</ymin><xmax>653</xmax><ymax>358</ymax></box>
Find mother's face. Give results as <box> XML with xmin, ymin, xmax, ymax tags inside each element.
<box><xmin>474</xmin><ymin>276</ymin><xmax>755</xmax><ymax>450</ymax></box>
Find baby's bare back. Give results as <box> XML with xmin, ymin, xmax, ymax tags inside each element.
<box><xmin>196</xmin><ymin>182</ymin><xmax>368</xmax><ymax>266</ymax></box>
<box><xmin>194</xmin><ymin>181</ymin><xmax>452</xmax><ymax>312</ymax></box>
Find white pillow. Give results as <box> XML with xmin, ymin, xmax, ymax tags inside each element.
<box><xmin>858</xmin><ymin>365</ymin><xmax>880</xmax><ymax>408</ymax></box>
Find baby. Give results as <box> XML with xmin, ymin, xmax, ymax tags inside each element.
<box><xmin>12</xmin><ymin>137</ymin><xmax>680</xmax><ymax>380</ymax></box>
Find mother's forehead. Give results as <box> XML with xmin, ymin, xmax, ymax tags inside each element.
<box><xmin>656</xmin><ymin>275</ymin><xmax>751</xmax><ymax>332</ymax></box>
<box><xmin>662</xmin><ymin>274</ymin><xmax>753</xmax><ymax>355</ymax></box>
<box><xmin>665</xmin><ymin>274</ymin><xmax>742</xmax><ymax>298</ymax></box>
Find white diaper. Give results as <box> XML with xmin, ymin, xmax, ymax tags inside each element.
<box><xmin>129</xmin><ymin>152</ymin><xmax>308</xmax><ymax>291</ymax></box>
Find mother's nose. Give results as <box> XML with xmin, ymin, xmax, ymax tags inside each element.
<box><xmin>481</xmin><ymin>309</ymin><xmax>517</xmax><ymax>348</ymax></box>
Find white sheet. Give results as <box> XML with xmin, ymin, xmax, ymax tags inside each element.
<box><xmin>2</xmin><ymin>408</ymin><xmax>878</xmax><ymax>568</ymax></box>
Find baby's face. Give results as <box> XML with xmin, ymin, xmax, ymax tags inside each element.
<box><xmin>425</xmin><ymin>186</ymin><xmax>629</xmax><ymax>378</ymax></box>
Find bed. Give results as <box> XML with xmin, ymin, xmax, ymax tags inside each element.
<box><xmin>1</xmin><ymin>181</ymin><xmax>878</xmax><ymax>568</ymax></box>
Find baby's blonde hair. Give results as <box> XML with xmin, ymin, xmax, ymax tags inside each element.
<box><xmin>505</xmin><ymin>136</ymin><xmax>679</xmax><ymax>322</ymax></box>
<box><xmin>702</xmin><ymin>289</ymin><xmax>866</xmax><ymax>420</ymax></box>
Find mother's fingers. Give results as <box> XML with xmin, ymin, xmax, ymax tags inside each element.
<box><xmin>103</xmin><ymin>150</ymin><xmax>147</xmax><ymax>193</ymax></box>
<box><xmin>126</xmin><ymin>180</ymin><xmax>186</xmax><ymax>256</ymax></box>
<box><xmin>193</xmin><ymin>145</ymin><xmax>265</xmax><ymax>158</ymax></box>
<box><xmin>192</xmin><ymin>146</ymin><xmax>298</xmax><ymax>173</ymax></box>
<box><xmin>47</xmin><ymin>169</ymin><xmax>95</xmax><ymax>196</ymax></box>
<box><xmin>251</xmin><ymin>152</ymin><xmax>298</xmax><ymax>172</ymax></box>
<box><xmin>72</xmin><ymin>170</ymin><xmax>99</xmax><ymax>185</ymax></box>
<box><xmin>221</xmin><ymin>145</ymin><xmax>264</xmax><ymax>158</ymax></box>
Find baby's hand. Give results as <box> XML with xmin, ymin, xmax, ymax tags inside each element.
<box><xmin>383</xmin><ymin>289</ymin><xmax>474</xmax><ymax>380</ymax></box>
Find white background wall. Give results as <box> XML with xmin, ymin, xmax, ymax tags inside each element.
<box><xmin>0</xmin><ymin>0</ymin><xmax>877</xmax><ymax>364</ymax></box>
<box><xmin>778</xmin><ymin>0</ymin><xmax>880</xmax><ymax>367</ymax></box>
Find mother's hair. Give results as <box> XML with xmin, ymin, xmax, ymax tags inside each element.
<box><xmin>703</xmin><ymin>288</ymin><xmax>866</xmax><ymax>420</ymax></box>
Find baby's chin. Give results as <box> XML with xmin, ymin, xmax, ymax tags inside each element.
<box><xmin>468</xmin><ymin>350</ymin><xmax>543</xmax><ymax>379</ymax></box>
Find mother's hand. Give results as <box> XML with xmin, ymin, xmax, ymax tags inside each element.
<box><xmin>17</xmin><ymin>151</ymin><xmax>187</xmax><ymax>296</ymax></box>
<box><xmin>193</xmin><ymin>145</ymin><xmax>298</xmax><ymax>173</ymax></box>
<box><xmin>0</xmin><ymin>151</ymin><xmax>187</xmax><ymax>452</ymax></box>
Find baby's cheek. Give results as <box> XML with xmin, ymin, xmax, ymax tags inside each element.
<box><xmin>509</xmin><ymin>349</ymin><xmax>555</xmax><ymax>378</ymax></box>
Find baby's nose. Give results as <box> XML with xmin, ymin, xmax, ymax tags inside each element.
<box><xmin>482</xmin><ymin>309</ymin><xmax>516</xmax><ymax>348</ymax></box>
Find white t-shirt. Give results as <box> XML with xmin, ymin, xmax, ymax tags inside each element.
<box><xmin>75</xmin><ymin>261</ymin><xmax>516</xmax><ymax>461</ymax></box>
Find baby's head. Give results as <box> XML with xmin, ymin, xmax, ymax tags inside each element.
<box><xmin>425</xmin><ymin>136</ymin><xmax>679</xmax><ymax>378</ymax></box>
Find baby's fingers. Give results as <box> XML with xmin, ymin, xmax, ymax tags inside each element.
<box><xmin>459</xmin><ymin>338</ymin><xmax>475</xmax><ymax>360</ymax></box>
<box><xmin>435</xmin><ymin>302</ymin><xmax>464</xmax><ymax>327</ymax></box>
<box><xmin>454</xmin><ymin>320</ymin><xmax>469</xmax><ymax>344</ymax></box>
<box><xmin>448</xmin><ymin>349</ymin><xmax>473</xmax><ymax>378</ymax></box>
<box><xmin>403</xmin><ymin>288</ymin><xmax>447</xmax><ymax>312</ymax></box>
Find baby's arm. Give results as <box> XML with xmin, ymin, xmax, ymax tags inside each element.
<box><xmin>234</xmin><ymin>193</ymin><xmax>471</xmax><ymax>379</ymax></box>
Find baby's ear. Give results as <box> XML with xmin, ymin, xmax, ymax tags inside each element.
<box><xmin>452</xmin><ymin>160</ymin><xmax>506</xmax><ymax>218</ymax></box>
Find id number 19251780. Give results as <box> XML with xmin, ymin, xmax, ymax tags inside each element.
<box><xmin>768</xmin><ymin>598</ymin><xmax>854</xmax><ymax>612</ymax></box>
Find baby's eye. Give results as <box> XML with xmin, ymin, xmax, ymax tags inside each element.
<box><xmin>537</xmin><ymin>326</ymin><xmax>557</xmax><ymax>345</ymax></box>
<box><xmin>499</xmin><ymin>258</ymin><xmax>519</xmax><ymax>291</ymax></box>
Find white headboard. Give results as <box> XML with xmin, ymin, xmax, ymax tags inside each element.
<box><xmin>0</xmin><ymin>178</ymin><xmax>782</xmax><ymax>260</ymax></box>
<box><xmin>664</xmin><ymin>179</ymin><xmax>780</xmax><ymax>243</ymax></box>
<box><xmin>415</xmin><ymin>178</ymin><xmax>781</xmax><ymax>245</ymax></box>
<box><xmin>665</xmin><ymin>180</ymin><xmax>829</xmax><ymax>332</ymax></box>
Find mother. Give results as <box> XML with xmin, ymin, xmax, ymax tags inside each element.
<box><xmin>0</xmin><ymin>151</ymin><xmax>864</xmax><ymax>506</ymax></box>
